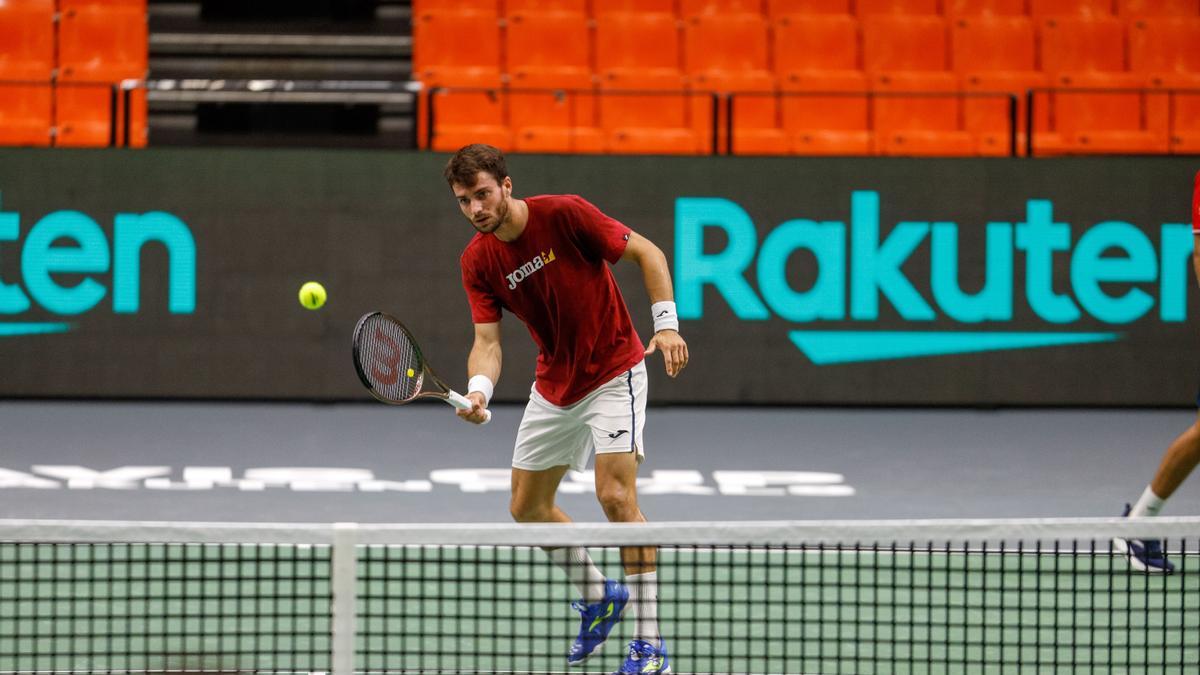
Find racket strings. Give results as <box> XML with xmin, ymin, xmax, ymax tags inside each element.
<box><xmin>359</xmin><ymin>316</ymin><xmax>424</xmax><ymax>401</ymax></box>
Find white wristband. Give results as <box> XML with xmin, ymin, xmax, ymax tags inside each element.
<box><xmin>651</xmin><ymin>300</ymin><xmax>679</xmax><ymax>333</ymax></box>
<box><xmin>468</xmin><ymin>375</ymin><xmax>494</xmax><ymax>406</ymax></box>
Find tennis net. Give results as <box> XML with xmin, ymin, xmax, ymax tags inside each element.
<box><xmin>0</xmin><ymin>517</ymin><xmax>1197</xmax><ymax>674</ymax></box>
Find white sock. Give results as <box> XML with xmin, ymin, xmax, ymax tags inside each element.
<box><xmin>626</xmin><ymin>571</ymin><xmax>660</xmax><ymax>644</ymax></box>
<box><xmin>546</xmin><ymin>547</ymin><xmax>608</xmax><ymax>604</ymax></box>
<box><xmin>1128</xmin><ymin>485</ymin><xmax>1165</xmax><ymax>518</ymax></box>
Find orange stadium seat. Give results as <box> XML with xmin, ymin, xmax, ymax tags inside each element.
<box><xmin>58</xmin><ymin>0</ymin><xmax>146</xmax><ymax>7</ymax></box>
<box><xmin>57</xmin><ymin>4</ymin><xmax>148</xmax><ymax>82</ymax></box>
<box><xmin>1131</xmin><ymin>18</ymin><xmax>1200</xmax><ymax>152</ymax></box>
<box><xmin>679</xmin><ymin>0</ymin><xmax>767</xmax><ymax>17</ymax></box>
<box><xmin>598</xmin><ymin>71</ymin><xmax>708</xmax><ymax>154</ymax></box>
<box><xmin>1118</xmin><ymin>0</ymin><xmax>1199</xmax><ymax>15</ymax></box>
<box><xmin>872</xmin><ymin>72</ymin><xmax>975</xmax><ymax>155</ymax></box>
<box><xmin>55</xmin><ymin>84</ymin><xmax>147</xmax><ymax>147</ymax></box>
<box><xmin>592</xmin><ymin>0</ymin><xmax>677</xmax><ymax>15</ymax></box>
<box><xmin>596</xmin><ymin>12</ymin><xmax>682</xmax><ymax>76</ymax></box>
<box><xmin>1029</xmin><ymin>0</ymin><xmax>1115</xmax><ymax>16</ymax></box>
<box><xmin>0</xmin><ymin>0</ymin><xmax>55</xmax><ymax>80</ymax></box>
<box><xmin>428</xmin><ymin>86</ymin><xmax>512</xmax><ymax>152</ymax></box>
<box><xmin>862</xmin><ymin>16</ymin><xmax>950</xmax><ymax>72</ymax></box>
<box><xmin>505</xmin><ymin>0</ymin><xmax>588</xmax><ymax>14</ymax></box>
<box><xmin>0</xmin><ymin>85</ymin><xmax>53</xmax><ymax>147</ymax></box>
<box><xmin>952</xmin><ymin>17</ymin><xmax>1043</xmax><ymax>154</ymax></box>
<box><xmin>684</xmin><ymin>14</ymin><xmax>771</xmax><ymax>75</ymax></box>
<box><xmin>1130</xmin><ymin>18</ymin><xmax>1200</xmax><ymax>75</ymax></box>
<box><xmin>412</xmin><ymin>10</ymin><xmax>501</xmax><ymax>86</ymax></box>
<box><xmin>944</xmin><ymin>0</ymin><xmax>1028</xmax><ymax>14</ymax></box>
<box><xmin>780</xmin><ymin>71</ymin><xmax>872</xmax><ymax>154</ymax></box>
<box><xmin>855</xmin><ymin>0</ymin><xmax>941</xmax><ymax>16</ymax></box>
<box><xmin>768</xmin><ymin>0</ymin><xmax>853</xmax><ymax>15</ymax></box>
<box><xmin>412</xmin><ymin>0</ymin><xmax>497</xmax><ymax>11</ymax></box>
<box><xmin>1039</xmin><ymin>17</ymin><xmax>1126</xmax><ymax>73</ymax></box>
<box><xmin>952</xmin><ymin>16</ymin><xmax>1037</xmax><ymax>72</ymax></box>
<box><xmin>508</xmin><ymin>71</ymin><xmax>604</xmax><ymax>154</ymax></box>
<box><xmin>1047</xmin><ymin>72</ymin><xmax>1165</xmax><ymax>152</ymax></box>
<box><xmin>505</xmin><ymin>11</ymin><xmax>591</xmax><ymax>80</ymax></box>
<box><xmin>774</xmin><ymin>15</ymin><xmax>861</xmax><ymax>73</ymax></box>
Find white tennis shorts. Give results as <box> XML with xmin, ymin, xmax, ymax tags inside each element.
<box><xmin>512</xmin><ymin>360</ymin><xmax>648</xmax><ymax>472</ymax></box>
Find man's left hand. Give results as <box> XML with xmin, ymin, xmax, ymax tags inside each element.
<box><xmin>644</xmin><ymin>330</ymin><xmax>689</xmax><ymax>378</ymax></box>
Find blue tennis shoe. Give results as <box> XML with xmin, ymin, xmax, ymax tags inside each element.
<box><xmin>567</xmin><ymin>578</ymin><xmax>629</xmax><ymax>666</ymax></box>
<box><xmin>1114</xmin><ymin>504</ymin><xmax>1175</xmax><ymax>574</ymax></box>
<box><xmin>614</xmin><ymin>638</ymin><xmax>670</xmax><ymax>674</ymax></box>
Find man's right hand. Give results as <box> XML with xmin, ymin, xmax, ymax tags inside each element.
<box><xmin>456</xmin><ymin>391</ymin><xmax>490</xmax><ymax>425</ymax></box>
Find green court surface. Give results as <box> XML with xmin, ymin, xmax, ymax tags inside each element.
<box><xmin>3</xmin><ymin>543</ymin><xmax>1196</xmax><ymax>674</ymax></box>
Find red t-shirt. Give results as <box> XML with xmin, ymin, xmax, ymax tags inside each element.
<box><xmin>1193</xmin><ymin>170</ymin><xmax>1200</xmax><ymax>234</ymax></box>
<box><xmin>460</xmin><ymin>194</ymin><xmax>645</xmax><ymax>406</ymax></box>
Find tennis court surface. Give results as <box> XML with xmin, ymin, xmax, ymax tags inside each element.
<box><xmin>2</xmin><ymin>402</ymin><xmax>1200</xmax><ymax>673</ymax></box>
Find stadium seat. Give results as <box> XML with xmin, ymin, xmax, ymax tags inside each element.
<box><xmin>412</xmin><ymin>10</ymin><xmax>501</xmax><ymax>87</ymax></box>
<box><xmin>505</xmin><ymin>11</ymin><xmax>591</xmax><ymax>81</ymax></box>
<box><xmin>0</xmin><ymin>0</ymin><xmax>55</xmax><ymax>81</ymax></box>
<box><xmin>780</xmin><ymin>71</ymin><xmax>872</xmax><ymax>154</ymax></box>
<box><xmin>855</xmin><ymin>0</ymin><xmax>941</xmax><ymax>16</ymax></box>
<box><xmin>944</xmin><ymin>0</ymin><xmax>1028</xmax><ymax>15</ymax></box>
<box><xmin>862</xmin><ymin>16</ymin><xmax>950</xmax><ymax>72</ymax></box>
<box><xmin>1041</xmin><ymin>71</ymin><xmax>1165</xmax><ymax>153</ymax></box>
<box><xmin>0</xmin><ymin>85</ymin><xmax>53</xmax><ymax>147</ymax></box>
<box><xmin>952</xmin><ymin>17</ymin><xmax>1043</xmax><ymax>155</ymax></box>
<box><xmin>598</xmin><ymin>71</ymin><xmax>708</xmax><ymax>154</ymax></box>
<box><xmin>504</xmin><ymin>0</ymin><xmax>588</xmax><ymax>13</ymax></box>
<box><xmin>1130</xmin><ymin>18</ymin><xmax>1200</xmax><ymax>75</ymax></box>
<box><xmin>596</xmin><ymin>12</ymin><xmax>682</xmax><ymax>76</ymax></box>
<box><xmin>58</xmin><ymin>0</ymin><xmax>147</xmax><ymax>7</ymax></box>
<box><xmin>680</xmin><ymin>0</ymin><xmax>767</xmax><ymax>17</ymax></box>
<box><xmin>508</xmin><ymin>71</ymin><xmax>604</xmax><ymax>154</ymax></box>
<box><xmin>1030</xmin><ymin>0</ymin><xmax>1116</xmax><ymax>16</ymax></box>
<box><xmin>592</xmin><ymin>0</ymin><xmax>677</xmax><ymax>15</ymax></box>
<box><xmin>1039</xmin><ymin>17</ymin><xmax>1126</xmax><ymax>74</ymax></box>
<box><xmin>963</xmin><ymin>71</ymin><xmax>1050</xmax><ymax>154</ymax></box>
<box><xmin>774</xmin><ymin>15</ymin><xmax>861</xmax><ymax>74</ymax></box>
<box><xmin>57</xmin><ymin>5</ymin><xmax>149</xmax><ymax>82</ymax></box>
<box><xmin>427</xmin><ymin>86</ymin><xmax>512</xmax><ymax>152</ymax></box>
<box><xmin>1118</xmin><ymin>0</ymin><xmax>1199</xmax><ymax>15</ymax></box>
<box><xmin>768</xmin><ymin>0</ymin><xmax>853</xmax><ymax>15</ymax></box>
<box><xmin>693</xmin><ymin>71</ymin><xmax>785</xmax><ymax>155</ymax></box>
<box><xmin>872</xmin><ymin>72</ymin><xmax>975</xmax><ymax>155</ymax></box>
<box><xmin>952</xmin><ymin>17</ymin><xmax>1037</xmax><ymax>73</ymax></box>
<box><xmin>54</xmin><ymin>83</ymin><xmax>147</xmax><ymax>147</ymax></box>
<box><xmin>683</xmin><ymin>13</ymin><xmax>771</xmax><ymax>75</ymax></box>
<box><xmin>412</xmin><ymin>0</ymin><xmax>497</xmax><ymax>11</ymax></box>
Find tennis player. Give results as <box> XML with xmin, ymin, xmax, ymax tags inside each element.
<box><xmin>1116</xmin><ymin>169</ymin><xmax>1200</xmax><ymax>574</ymax></box>
<box><xmin>446</xmin><ymin>144</ymin><xmax>686</xmax><ymax>674</ymax></box>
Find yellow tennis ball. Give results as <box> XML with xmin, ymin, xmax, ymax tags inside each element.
<box><xmin>406</xmin><ymin>368</ymin><xmax>415</xmax><ymax>378</ymax></box>
<box><xmin>298</xmin><ymin>281</ymin><xmax>326</xmax><ymax>310</ymax></box>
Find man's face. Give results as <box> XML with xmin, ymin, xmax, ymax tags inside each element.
<box><xmin>453</xmin><ymin>172</ymin><xmax>510</xmax><ymax>235</ymax></box>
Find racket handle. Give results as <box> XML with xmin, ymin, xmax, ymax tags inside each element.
<box><xmin>447</xmin><ymin>390</ymin><xmax>492</xmax><ymax>424</ymax></box>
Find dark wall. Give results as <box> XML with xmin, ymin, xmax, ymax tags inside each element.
<box><xmin>1</xmin><ymin>149</ymin><xmax>1196</xmax><ymax>405</ymax></box>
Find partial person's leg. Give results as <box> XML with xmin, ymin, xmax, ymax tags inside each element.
<box><xmin>595</xmin><ymin>452</ymin><xmax>660</xmax><ymax>647</ymax></box>
<box><xmin>1116</xmin><ymin>413</ymin><xmax>1200</xmax><ymax>573</ymax></box>
<box><xmin>1139</xmin><ymin>416</ymin><xmax>1200</xmax><ymax>512</ymax></box>
<box><xmin>511</xmin><ymin>466</ymin><xmax>609</xmax><ymax>605</ymax></box>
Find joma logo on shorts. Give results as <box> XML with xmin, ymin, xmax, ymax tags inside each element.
<box><xmin>506</xmin><ymin>249</ymin><xmax>556</xmax><ymax>290</ymax></box>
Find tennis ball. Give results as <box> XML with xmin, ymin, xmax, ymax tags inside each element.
<box><xmin>298</xmin><ymin>281</ymin><xmax>327</xmax><ymax>310</ymax></box>
<box><xmin>406</xmin><ymin>368</ymin><xmax>415</xmax><ymax>378</ymax></box>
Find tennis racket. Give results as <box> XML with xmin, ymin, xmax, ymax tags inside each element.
<box><xmin>352</xmin><ymin>311</ymin><xmax>491</xmax><ymax>424</ymax></box>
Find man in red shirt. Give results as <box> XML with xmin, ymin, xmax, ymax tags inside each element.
<box><xmin>1116</xmin><ymin>169</ymin><xmax>1200</xmax><ymax>574</ymax></box>
<box><xmin>447</xmin><ymin>144</ymin><xmax>687</xmax><ymax>675</ymax></box>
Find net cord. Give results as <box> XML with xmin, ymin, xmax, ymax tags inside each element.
<box><xmin>2</xmin><ymin>516</ymin><xmax>1200</xmax><ymax>547</ymax></box>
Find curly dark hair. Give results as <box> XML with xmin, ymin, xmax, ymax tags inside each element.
<box><xmin>443</xmin><ymin>144</ymin><xmax>508</xmax><ymax>188</ymax></box>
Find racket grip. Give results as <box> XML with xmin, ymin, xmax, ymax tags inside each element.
<box><xmin>447</xmin><ymin>390</ymin><xmax>492</xmax><ymax>425</ymax></box>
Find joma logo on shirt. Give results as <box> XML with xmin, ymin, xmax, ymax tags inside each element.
<box><xmin>505</xmin><ymin>249</ymin><xmax>556</xmax><ymax>289</ymax></box>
